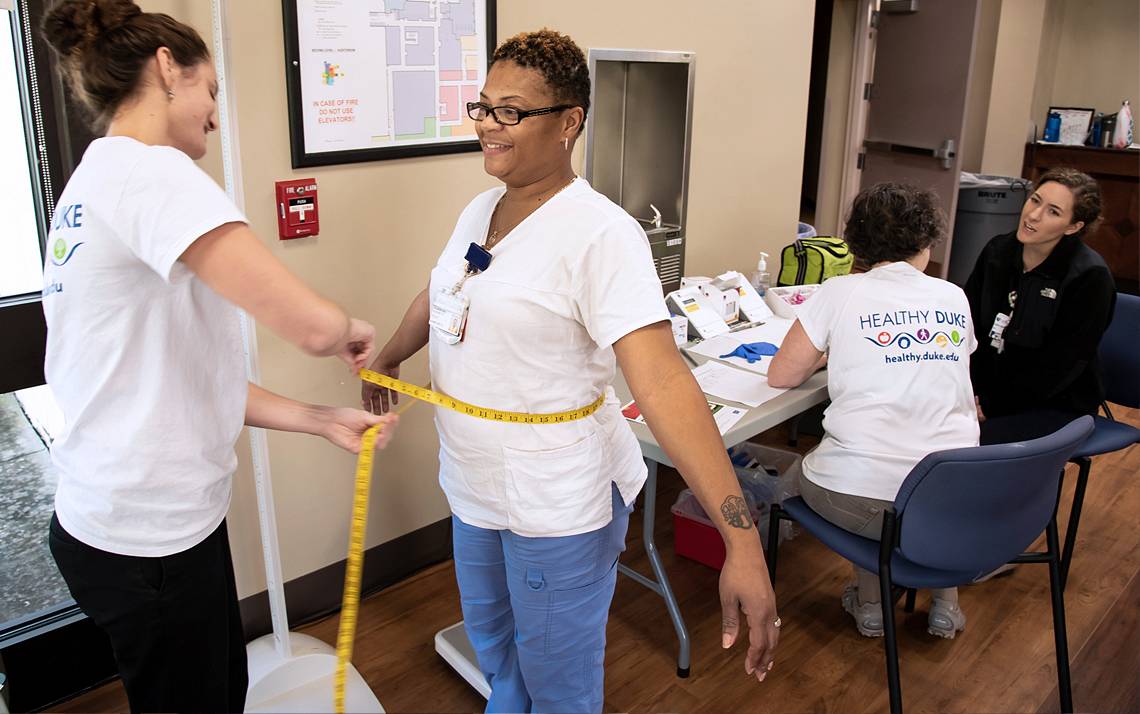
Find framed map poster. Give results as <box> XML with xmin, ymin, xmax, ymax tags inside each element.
<box><xmin>282</xmin><ymin>0</ymin><xmax>496</xmax><ymax>167</ymax></box>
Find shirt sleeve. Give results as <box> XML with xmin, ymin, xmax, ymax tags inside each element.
<box><xmin>796</xmin><ymin>279</ymin><xmax>847</xmax><ymax>352</ymax></box>
<box><xmin>114</xmin><ymin>147</ymin><xmax>247</xmax><ymax>283</ymax></box>
<box><xmin>572</xmin><ymin>217</ymin><xmax>671</xmax><ymax>349</ymax></box>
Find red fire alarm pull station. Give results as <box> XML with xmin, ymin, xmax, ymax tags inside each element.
<box><xmin>274</xmin><ymin>178</ymin><xmax>319</xmax><ymax>239</ymax></box>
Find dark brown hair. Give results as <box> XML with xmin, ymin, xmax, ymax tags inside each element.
<box><xmin>844</xmin><ymin>183</ymin><xmax>946</xmax><ymax>265</ymax></box>
<box><xmin>1034</xmin><ymin>167</ymin><xmax>1102</xmax><ymax>238</ymax></box>
<box><xmin>42</xmin><ymin>0</ymin><xmax>209</xmax><ymax>129</ymax></box>
<box><xmin>491</xmin><ymin>29</ymin><xmax>590</xmax><ymax>132</ymax></box>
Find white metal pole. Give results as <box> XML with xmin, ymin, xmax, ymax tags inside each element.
<box><xmin>210</xmin><ymin>0</ymin><xmax>292</xmax><ymax>660</ymax></box>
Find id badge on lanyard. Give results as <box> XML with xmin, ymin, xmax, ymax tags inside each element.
<box><xmin>989</xmin><ymin>312</ymin><xmax>1010</xmax><ymax>353</ymax></box>
<box><xmin>430</xmin><ymin>287</ymin><xmax>469</xmax><ymax>344</ymax></box>
<box><xmin>429</xmin><ymin>242</ymin><xmax>491</xmax><ymax>344</ymax></box>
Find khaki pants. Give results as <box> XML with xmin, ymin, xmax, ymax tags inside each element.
<box><xmin>796</xmin><ymin>464</ymin><xmax>957</xmax><ymax>607</ymax></box>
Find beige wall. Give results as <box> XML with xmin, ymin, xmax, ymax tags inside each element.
<box><xmin>197</xmin><ymin>0</ymin><xmax>818</xmax><ymax>598</ymax></box>
<box><xmin>978</xmin><ymin>0</ymin><xmax>1139</xmax><ymax>177</ymax></box>
<box><xmin>959</xmin><ymin>0</ymin><xmax>1002</xmax><ymax>173</ymax></box>
<box><xmin>1035</xmin><ymin>0</ymin><xmax>1139</xmax><ymax>132</ymax></box>
<box><xmin>980</xmin><ymin>0</ymin><xmax>1048</xmax><ymax>177</ymax></box>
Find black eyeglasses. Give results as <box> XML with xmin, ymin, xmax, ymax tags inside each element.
<box><xmin>466</xmin><ymin>101</ymin><xmax>573</xmax><ymax>126</ymax></box>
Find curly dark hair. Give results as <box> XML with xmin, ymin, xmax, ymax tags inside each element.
<box><xmin>42</xmin><ymin>0</ymin><xmax>209</xmax><ymax>130</ymax></box>
<box><xmin>491</xmin><ymin>29</ymin><xmax>590</xmax><ymax>132</ymax></box>
<box><xmin>1034</xmin><ymin>167</ymin><xmax>1102</xmax><ymax>238</ymax></box>
<box><xmin>843</xmin><ymin>183</ymin><xmax>946</xmax><ymax>265</ymax></box>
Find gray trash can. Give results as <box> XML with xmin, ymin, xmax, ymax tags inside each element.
<box><xmin>947</xmin><ymin>173</ymin><xmax>1030</xmax><ymax>286</ymax></box>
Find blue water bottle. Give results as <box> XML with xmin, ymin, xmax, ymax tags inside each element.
<box><xmin>1044</xmin><ymin>111</ymin><xmax>1061</xmax><ymax>142</ymax></box>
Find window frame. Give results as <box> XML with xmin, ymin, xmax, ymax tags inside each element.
<box><xmin>0</xmin><ymin>4</ymin><xmax>114</xmax><ymax>710</ymax></box>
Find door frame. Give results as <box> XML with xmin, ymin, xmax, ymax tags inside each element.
<box><xmin>835</xmin><ymin>0</ymin><xmax>879</xmax><ymax>238</ymax></box>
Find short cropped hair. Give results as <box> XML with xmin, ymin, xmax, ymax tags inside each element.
<box><xmin>844</xmin><ymin>183</ymin><xmax>946</xmax><ymax>265</ymax></box>
<box><xmin>491</xmin><ymin>29</ymin><xmax>590</xmax><ymax>131</ymax></box>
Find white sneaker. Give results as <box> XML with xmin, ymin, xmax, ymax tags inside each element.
<box><xmin>841</xmin><ymin>583</ymin><xmax>884</xmax><ymax>638</ymax></box>
<box><xmin>927</xmin><ymin>599</ymin><xmax>967</xmax><ymax>639</ymax></box>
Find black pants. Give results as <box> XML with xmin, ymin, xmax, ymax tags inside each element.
<box><xmin>979</xmin><ymin>408</ymin><xmax>1085</xmax><ymax>445</ymax></box>
<box><xmin>49</xmin><ymin>515</ymin><xmax>248</xmax><ymax>713</ymax></box>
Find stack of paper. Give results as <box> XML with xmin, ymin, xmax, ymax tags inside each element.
<box><xmin>689</xmin><ymin>361</ymin><xmax>787</xmax><ymax>408</ymax></box>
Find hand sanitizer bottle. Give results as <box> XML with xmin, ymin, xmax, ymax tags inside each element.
<box><xmin>751</xmin><ymin>252</ymin><xmax>771</xmax><ymax>296</ymax></box>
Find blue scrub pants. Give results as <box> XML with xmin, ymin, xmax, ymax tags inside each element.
<box><xmin>453</xmin><ymin>483</ymin><xmax>632</xmax><ymax>714</ymax></box>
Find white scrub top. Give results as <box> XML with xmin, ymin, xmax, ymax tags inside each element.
<box><xmin>429</xmin><ymin>178</ymin><xmax>670</xmax><ymax>537</ymax></box>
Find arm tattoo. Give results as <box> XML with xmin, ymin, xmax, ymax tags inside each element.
<box><xmin>720</xmin><ymin>495</ymin><xmax>752</xmax><ymax>529</ymax></box>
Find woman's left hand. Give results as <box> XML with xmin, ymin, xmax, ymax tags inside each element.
<box><xmin>319</xmin><ymin>408</ymin><xmax>399</xmax><ymax>454</ymax></box>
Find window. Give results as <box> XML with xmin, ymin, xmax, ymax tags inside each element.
<box><xmin>0</xmin><ymin>4</ymin><xmax>115</xmax><ymax>710</ymax></box>
<box><xmin>0</xmin><ymin>8</ymin><xmax>43</xmax><ymax>299</ymax></box>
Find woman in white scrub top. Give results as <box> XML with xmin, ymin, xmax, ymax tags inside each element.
<box><xmin>40</xmin><ymin>2</ymin><xmax>397</xmax><ymax>712</ymax></box>
<box><xmin>364</xmin><ymin>29</ymin><xmax>779</xmax><ymax>713</ymax></box>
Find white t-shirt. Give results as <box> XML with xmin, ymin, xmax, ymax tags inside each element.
<box><xmin>429</xmin><ymin>178</ymin><xmax>670</xmax><ymax>537</ymax></box>
<box><xmin>43</xmin><ymin>137</ymin><xmax>248</xmax><ymax>557</ymax></box>
<box><xmin>798</xmin><ymin>262</ymin><xmax>980</xmax><ymax>502</ymax></box>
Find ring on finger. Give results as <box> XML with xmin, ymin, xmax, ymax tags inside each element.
<box><xmin>773</xmin><ymin>616</ymin><xmax>782</xmax><ymax>628</ymax></box>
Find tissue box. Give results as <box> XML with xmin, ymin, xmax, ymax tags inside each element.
<box><xmin>764</xmin><ymin>284</ymin><xmax>819</xmax><ymax>319</ymax></box>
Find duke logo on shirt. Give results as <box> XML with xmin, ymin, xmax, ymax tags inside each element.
<box><xmin>50</xmin><ymin>237</ymin><xmax>85</xmax><ymax>267</ymax></box>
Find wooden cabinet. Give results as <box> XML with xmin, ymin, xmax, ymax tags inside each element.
<box><xmin>1022</xmin><ymin>143</ymin><xmax>1139</xmax><ymax>294</ymax></box>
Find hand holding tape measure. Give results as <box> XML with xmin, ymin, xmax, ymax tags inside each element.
<box><xmin>334</xmin><ymin>369</ymin><xmax>603</xmax><ymax>712</ymax></box>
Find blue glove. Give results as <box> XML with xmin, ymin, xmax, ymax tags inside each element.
<box><xmin>719</xmin><ymin>341</ymin><xmax>780</xmax><ymax>363</ymax></box>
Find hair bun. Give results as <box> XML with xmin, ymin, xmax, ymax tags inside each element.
<box><xmin>43</xmin><ymin>0</ymin><xmax>142</xmax><ymax>57</ymax></box>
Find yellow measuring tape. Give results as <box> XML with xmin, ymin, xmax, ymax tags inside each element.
<box><xmin>333</xmin><ymin>371</ymin><xmax>605</xmax><ymax>712</ymax></box>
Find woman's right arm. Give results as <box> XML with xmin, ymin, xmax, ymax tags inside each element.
<box><xmin>362</xmin><ymin>286</ymin><xmax>431</xmax><ymax>413</ymax></box>
<box><xmin>179</xmin><ymin>222</ymin><xmax>374</xmax><ymax>370</ymax></box>
<box><xmin>766</xmin><ymin>320</ymin><xmax>826</xmax><ymax>389</ymax></box>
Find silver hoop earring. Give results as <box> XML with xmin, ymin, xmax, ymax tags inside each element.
<box><xmin>562</xmin><ymin>137</ymin><xmax>569</xmax><ymax>151</ymax></box>
<box><xmin>167</xmin><ymin>90</ymin><xmax>175</xmax><ymax>101</ymax></box>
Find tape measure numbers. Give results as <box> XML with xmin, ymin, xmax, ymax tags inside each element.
<box><xmin>333</xmin><ymin>372</ymin><xmax>603</xmax><ymax>712</ymax></box>
<box><xmin>359</xmin><ymin>369</ymin><xmax>605</xmax><ymax>423</ymax></box>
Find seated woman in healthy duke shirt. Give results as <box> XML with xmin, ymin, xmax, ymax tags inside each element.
<box><xmin>363</xmin><ymin>29</ymin><xmax>779</xmax><ymax>714</ymax></box>
<box><xmin>768</xmin><ymin>183</ymin><xmax>980</xmax><ymax>639</ymax></box>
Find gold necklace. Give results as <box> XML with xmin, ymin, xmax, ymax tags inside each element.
<box><xmin>485</xmin><ymin>176</ymin><xmax>577</xmax><ymax>251</ymax></box>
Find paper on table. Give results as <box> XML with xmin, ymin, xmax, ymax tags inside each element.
<box><xmin>689</xmin><ymin>361</ymin><xmax>787</xmax><ymax>408</ymax></box>
<box><xmin>708</xmin><ymin>401</ymin><xmax>748</xmax><ymax>433</ymax></box>
<box><xmin>621</xmin><ymin>398</ymin><xmax>746</xmax><ymax>435</ymax></box>
<box><xmin>685</xmin><ymin>318</ymin><xmax>795</xmax><ymax>374</ymax></box>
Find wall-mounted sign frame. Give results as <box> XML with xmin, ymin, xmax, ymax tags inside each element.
<box><xmin>282</xmin><ymin>0</ymin><xmax>496</xmax><ymax>168</ymax></box>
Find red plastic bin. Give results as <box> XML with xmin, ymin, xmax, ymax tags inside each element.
<box><xmin>671</xmin><ymin>489</ymin><xmax>760</xmax><ymax>570</ymax></box>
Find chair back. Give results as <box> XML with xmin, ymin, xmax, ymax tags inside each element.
<box><xmin>891</xmin><ymin>417</ymin><xmax>1093</xmax><ymax>574</ymax></box>
<box><xmin>1100</xmin><ymin>292</ymin><xmax>1140</xmax><ymax>409</ymax></box>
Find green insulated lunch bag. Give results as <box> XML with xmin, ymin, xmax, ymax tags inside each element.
<box><xmin>776</xmin><ymin>236</ymin><xmax>854</xmax><ymax>286</ymax></box>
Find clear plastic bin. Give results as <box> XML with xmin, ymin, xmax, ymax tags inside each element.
<box><xmin>730</xmin><ymin>442</ymin><xmax>800</xmax><ymax>547</ymax></box>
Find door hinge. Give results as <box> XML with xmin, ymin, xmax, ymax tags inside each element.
<box><xmin>863</xmin><ymin>82</ymin><xmax>873</xmax><ymax>101</ymax></box>
<box><xmin>870</xmin><ymin>9</ymin><xmax>881</xmax><ymax>29</ymax></box>
<box><xmin>857</xmin><ymin>152</ymin><xmax>866</xmax><ymax>170</ymax></box>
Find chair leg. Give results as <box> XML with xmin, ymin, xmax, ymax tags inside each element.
<box><xmin>1047</xmin><ymin>518</ymin><xmax>1074</xmax><ymax>713</ymax></box>
<box><xmin>879</xmin><ymin>563</ymin><xmax>903</xmax><ymax>714</ymax></box>
<box><xmin>767</xmin><ymin>504</ymin><xmax>784</xmax><ymax>582</ymax></box>
<box><xmin>1060</xmin><ymin>457</ymin><xmax>1091</xmax><ymax>589</ymax></box>
<box><xmin>904</xmin><ymin>588</ymin><xmax>917</xmax><ymax>614</ymax></box>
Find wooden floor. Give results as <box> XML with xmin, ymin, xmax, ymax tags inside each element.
<box><xmin>58</xmin><ymin>407</ymin><xmax>1140</xmax><ymax>713</ymax></box>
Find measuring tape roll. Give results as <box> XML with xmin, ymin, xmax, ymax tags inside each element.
<box><xmin>359</xmin><ymin>368</ymin><xmax>605</xmax><ymax>423</ymax></box>
<box><xmin>334</xmin><ymin>371</ymin><xmax>604</xmax><ymax>711</ymax></box>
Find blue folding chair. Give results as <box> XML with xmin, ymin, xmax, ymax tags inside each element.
<box><xmin>767</xmin><ymin>417</ymin><xmax>1094</xmax><ymax>714</ymax></box>
<box><xmin>1060</xmin><ymin>292</ymin><xmax>1140</xmax><ymax>588</ymax></box>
